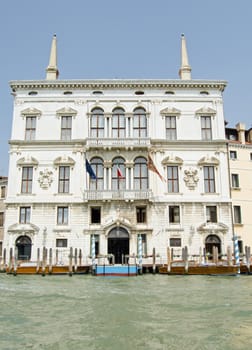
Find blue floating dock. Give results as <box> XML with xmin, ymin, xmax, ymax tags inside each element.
<box><xmin>95</xmin><ymin>265</ymin><xmax>139</xmax><ymax>276</ymax></box>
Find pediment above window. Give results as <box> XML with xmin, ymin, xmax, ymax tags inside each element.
<box><xmin>54</xmin><ymin>156</ymin><xmax>75</xmax><ymax>166</ymax></box>
<box><xmin>195</xmin><ymin>107</ymin><xmax>216</xmax><ymax>116</ymax></box>
<box><xmin>17</xmin><ymin>156</ymin><xmax>39</xmax><ymax>167</ymax></box>
<box><xmin>160</xmin><ymin>107</ymin><xmax>181</xmax><ymax>116</ymax></box>
<box><xmin>56</xmin><ymin>107</ymin><xmax>77</xmax><ymax>116</ymax></box>
<box><xmin>8</xmin><ymin>222</ymin><xmax>39</xmax><ymax>234</ymax></box>
<box><xmin>198</xmin><ymin>156</ymin><xmax>219</xmax><ymax>166</ymax></box>
<box><xmin>162</xmin><ymin>155</ymin><xmax>183</xmax><ymax>166</ymax></box>
<box><xmin>21</xmin><ymin>107</ymin><xmax>42</xmax><ymax>116</ymax></box>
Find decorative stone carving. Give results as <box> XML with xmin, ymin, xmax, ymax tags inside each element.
<box><xmin>184</xmin><ymin>168</ymin><xmax>199</xmax><ymax>189</ymax></box>
<box><xmin>38</xmin><ymin>168</ymin><xmax>53</xmax><ymax>189</ymax></box>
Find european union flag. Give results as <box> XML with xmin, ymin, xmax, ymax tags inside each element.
<box><xmin>85</xmin><ymin>159</ymin><xmax>97</xmax><ymax>180</ymax></box>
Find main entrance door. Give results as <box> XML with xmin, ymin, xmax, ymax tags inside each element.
<box><xmin>15</xmin><ymin>235</ymin><xmax>32</xmax><ymax>260</ymax></box>
<box><xmin>108</xmin><ymin>227</ymin><xmax>129</xmax><ymax>264</ymax></box>
<box><xmin>205</xmin><ymin>234</ymin><xmax>221</xmax><ymax>258</ymax></box>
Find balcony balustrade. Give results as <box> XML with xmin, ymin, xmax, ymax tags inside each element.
<box><xmin>83</xmin><ymin>189</ymin><xmax>153</xmax><ymax>201</ymax></box>
<box><xmin>86</xmin><ymin>137</ymin><xmax>151</xmax><ymax>149</ymax></box>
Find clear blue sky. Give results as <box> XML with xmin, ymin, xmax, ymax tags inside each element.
<box><xmin>0</xmin><ymin>0</ymin><xmax>252</xmax><ymax>175</ymax></box>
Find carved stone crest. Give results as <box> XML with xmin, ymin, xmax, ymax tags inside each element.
<box><xmin>38</xmin><ymin>169</ymin><xmax>53</xmax><ymax>189</ymax></box>
<box><xmin>184</xmin><ymin>168</ymin><xmax>199</xmax><ymax>189</ymax></box>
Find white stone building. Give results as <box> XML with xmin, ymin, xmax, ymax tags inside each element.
<box><xmin>3</xmin><ymin>35</ymin><xmax>233</xmax><ymax>265</ymax></box>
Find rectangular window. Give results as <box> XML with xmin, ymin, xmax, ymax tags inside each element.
<box><xmin>203</xmin><ymin>166</ymin><xmax>215</xmax><ymax>193</ymax></box>
<box><xmin>167</xmin><ymin>166</ymin><xmax>179</xmax><ymax>193</ymax></box>
<box><xmin>19</xmin><ymin>207</ymin><xmax>31</xmax><ymax>224</ymax></box>
<box><xmin>133</xmin><ymin>112</ymin><xmax>147</xmax><ymax>138</ymax></box>
<box><xmin>206</xmin><ymin>206</ymin><xmax>217</xmax><ymax>223</ymax></box>
<box><xmin>1</xmin><ymin>186</ymin><xmax>6</xmax><ymax>198</ymax></box>
<box><xmin>250</xmin><ymin>153</ymin><xmax>252</xmax><ymax>161</ymax></box>
<box><xmin>21</xmin><ymin>167</ymin><xmax>33</xmax><ymax>193</ymax></box>
<box><xmin>0</xmin><ymin>242</ymin><xmax>2</xmax><ymax>257</ymax></box>
<box><xmin>112</xmin><ymin>114</ymin><xmax>126</xmax><ymax>138</ymax></box>
<box><xmin>91</xmin><ymin>207</ymin><xmax>101</xmax><ymax>224</ymax></box>
<box><xmin>170</xmin><ymin>238</ymin><xmax>181</xmax><ymax>247</ymax></box>
<box><xmin>136</xmin><ymin>206</ymin><xmax>147</xmax><ymax>223</ymax></box>
<box><xmin>0</xmin><ymin>212</ymin><xmax>4</xmax><ymax>226</ymax></box>
<box><xmin>231</xmin><ymin>174</ymin><xmax>240</xmax><ymax>188</ymax></box>
<box><xmin>91</xmin><ymin>113</ymin><xmax>105</xmax><ymax>138</ymax></box>
<box><xmin>61</xmin><ymin>116</ymin><xmax>72</xmax><ymax>140</ymax></box>
<box><xmin>230</xmin><ymin>150</ymin><xmax>237</xmax><ymax>160</ymax></box>
<box><xmin>165</xmin><ymin>116</ymin><xmax>177</xmax><ymax>140</ymax></box>
<box><xmin>25</xmin><ymin>116</ymin><xmax>36</xmax><ymax>140</ymax></box>
<box><xmin>201</xmin><ymin>116</ymin><xmax>212</xmax><ymax>140</ymax></box>
<box><xmin>58</xmin><ymin>166</ymin><xmax>70</xmax><ymax>193</ymax></box>
<box><xmin>234</xmin><ymin>206</ymin><xmax>242</xmax><ymax>224</ymax></box>
<box><xmin>169</xmin><ymin>206</ymin><xmax>180</xmax><ymax>223</ymax></box>
<box><xmin>57</xmin><ymin>207</ymin><xmax>69</xmax><ymax>225</ymax></box>
<box><xmin>56</xmin><ymin>239</ymin><xmax>68</xmax><ymax>248</ymax></box>
<box><xmin>138</xmin><ymin>234</ymin><xmax>147</xmax><ymax>256</ymax></box>
<box><xmin>90</xmin><ymin>235</ymin><xmax>99</xmax><ymax>256</ymax></box>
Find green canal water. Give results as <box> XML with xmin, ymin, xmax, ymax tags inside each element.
<box><xmin>0</xmin><ymin>274</ymin><xmax>252</xmax><ymax>350</ymax></box>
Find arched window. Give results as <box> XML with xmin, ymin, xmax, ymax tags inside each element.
<box><xmin>112</xmin><ymin>157</ymin><xmax>125</xmax><ymax>190</ymax></box>
<box><xmin>133</xmin><ymin>107</ymin><xmax>147</xmax><ymax>137</ymax></box>
<box><xmin>134</xmin><ymin>157</ymin><xmax>148</xmax><ymax>190</ymax></box>
<box><xmin>112</xmin><ymin>108</ymin><xmax>125</xmax><ymax>138</ymax></box>
<box><xmin>90</xmin><ymin>108</ymin><xmax>104</xmax><ymax>138</ymax></box>
<box><xmin>90</xmin><ymin>157</ymin><xmax>104</xmax><ymax>190</ymax></box>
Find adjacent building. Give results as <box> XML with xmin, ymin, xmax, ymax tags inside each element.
<box><xmin>3</xmin><ymin>35</ymin><xmax>234</xmax><ymax>265</ymax></box>
<box><xmin>0</xmin><ymin>176</ymin><xmax>7</xmax><ymax>258</ymax></box>
<box><xmin>226</xmin><ymin>123</ymin><xmax>252</xmax><ymax>251</ymax></box>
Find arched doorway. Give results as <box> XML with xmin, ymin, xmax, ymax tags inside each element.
<box><xmin>205</xmin><ymin>234</ymin><xmax>221</xmax><ymax>258</ymax></box>
<box><xmin>108</xmin><ymin>227</ymin><xmax>129</xmax><ymax>264</ymax></box>
<box><xmin>15</xmin><ymin>236</ymin><xmax>32</xmax><ymax>260</ymax></box>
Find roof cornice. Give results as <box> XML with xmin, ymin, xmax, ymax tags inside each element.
<box><xmin>9</xmin><ymin>79</ymin><xmax>227</xmax><ymax>92</ymax></box>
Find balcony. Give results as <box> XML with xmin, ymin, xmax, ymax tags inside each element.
<box><xmin>83</xmin><ymin>189</ymin><xmax>153</xmax><ymax>202</ymax></box>
<box><xmin>86</xmin><ymin>137</ymin><xmax>151</xmax><ymax>149</ymax></box>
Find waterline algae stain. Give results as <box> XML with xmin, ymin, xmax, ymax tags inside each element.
<box><xmin>0</xmin><ymin>275</ymin><xmax>252</xmax><ymax>349</ymax></box>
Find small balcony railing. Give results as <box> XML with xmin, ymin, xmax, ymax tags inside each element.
<box><xmin>83</xmin><ymin>189</ymin><xmax>153</xmax><ymax>201</ymax></box>
<box><xmin>86</xmin><ymin>137</ymin><xmax>151</xmax><ymax>148</ymax></box>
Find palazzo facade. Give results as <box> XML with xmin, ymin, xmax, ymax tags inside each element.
<box><xmin>3</xmin><ymin>35</ymin><xmax>234</xmax><ymax>264</ymax></box>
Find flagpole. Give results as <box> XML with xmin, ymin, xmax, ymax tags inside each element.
<box><xmin>84</xmin><ymin>151</ymin><xmax>88</xmax><ymax>191</ymax></box>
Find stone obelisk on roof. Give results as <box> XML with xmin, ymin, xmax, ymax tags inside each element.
<box><xmin>46</xmin><ymin>34</ymin><xmax>59</xmax><ymax>80</ymax></box>
<box><xmin>179</xmin><ymin>34</ymin><xmax>191</xmax><ymax>80</ymax></box>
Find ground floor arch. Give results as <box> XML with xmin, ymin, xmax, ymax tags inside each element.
<box><xmin>107</xmin><ymin>227</ymin><xmax>129</xmax><ymax>264</ymax></box>
<box><xmin>15</xmin><ymin>235</ymin><xmax>32</xmax><ymax>261</ymax></box>
<box><xmin>205</xmin><ymin>234</ymin><xmax>221</xmax><ymax>257</ymax></box>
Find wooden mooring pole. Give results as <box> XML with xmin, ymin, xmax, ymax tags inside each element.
<box><xmin>167</xmin><ymin>247</ymin><xmax>171</xmax><ymax>273</ymax></box>
<box><xmin>152</xmin><ymin>247</ymin><xmax>156</xmax><ymax>274</ymax></box>
<box><xmin>74</xmin><ymin>248</ymin><xmax>78</xmax><ymax>273</ymax></box>
<box><xmin>42</xmin><ymin>247</ymin><xmax>47</xmax><ymax>276</ymax></box>
<box><xmin>69</xmin><ymin>247</ymin><xmax>73</xmax><ymax>276</ymax></box>
<box><xmin>227</xmin><ymin>246</ymin><xmax>232</xmax><ymax>266</ymax></box>
<box><xmin>49</xmin><ymin>248</ymin><xmax>53</xmax><ymax>274</ymax></box>
<box><xmin>78</xmin><ymin>249</ymin><xmax>82</xmax><ymax>267</ymax></box>
<box><xmin>9</xmin><ymin>247</ymin><xmax>13</xmax><ymax>273</ymax></box>
<box><xmin>36</xmin><ymin>248</ymin><xmax>40</xmax><ymax>273</ymax></box>
<box><xmin>245</xmin><ymin>246</ymin><xmax>251</xmax><ymax>273</ymax></box>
